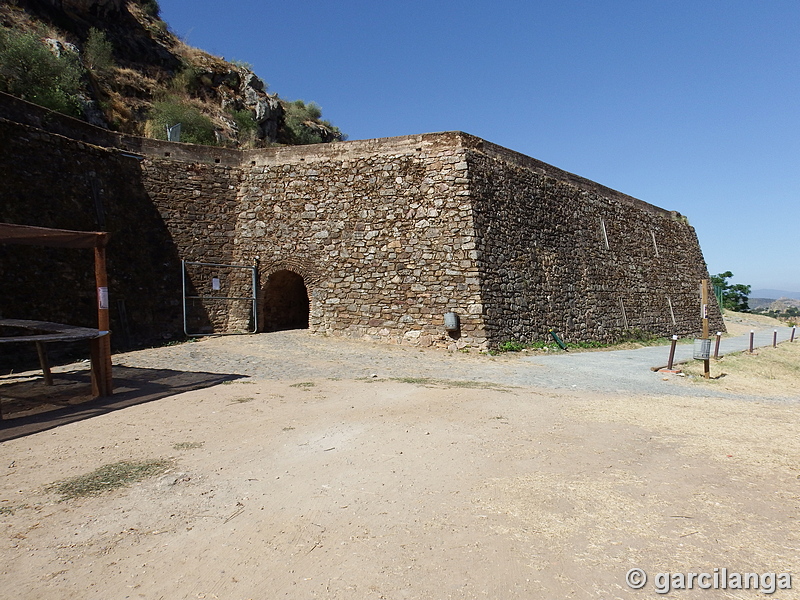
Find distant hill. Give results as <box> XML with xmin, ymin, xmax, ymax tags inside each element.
<box><xmin>0</xmin><ymin>0</ymin><xmax>344</xmax><ymax>147</ymax></box>
<box><xmin>748</xmin><ymin>296</ymin><xmax>800</xmax><ymax>324</ymax></box>
<box><xmin>750</xmin><ymin>289</ymin><xmax>800</xmax><ymax>301</ymax></box>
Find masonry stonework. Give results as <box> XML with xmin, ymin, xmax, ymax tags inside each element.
<box><xmin>464</xmin><ymin>138</ymin><xmax>719</xmax><ymax>343</ymax></box>
<box><xmin>0</xmin><ymin>93</ymin><xmax>723</xmax><ymax>354</ymax></box>
<box><xmin>233</xmin><ymin>133</ymin><xmax>485</xmax><ymax>348</ymax></box>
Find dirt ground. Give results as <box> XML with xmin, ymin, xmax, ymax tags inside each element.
<box><xmin>723</xmin><ymin>310</ymin><xmax>793</xmax><ymax>337</ymax></box>
<box><xmin>1</xmin><ymin>321</ymin><xmax>799</xmax><ymax>599</ymax></box>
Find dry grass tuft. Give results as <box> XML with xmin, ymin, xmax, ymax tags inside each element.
<box><xmin>172</xmin><ymin>441</ymin><xmax>204</xmax><ymax>450</ymax></box>
<box><xmin>173</xmin><ymin>41</ymin><xmax>229</xmax><ymax>71</ymax></box>
<box><xmin>231</xmin><ymin>397</ymin><xmax>254</xmax><ymax>403</ymax></box>
<box><xmin>389</xmin><ymin>377</ymin><xmax>516</xmax><ymax>392</ymax></box>
<box><xmin>47</xmin><ymin>459</ymin><xmax>173</xmax><ymax>501</ymax></box>
<box><xmin>289</xmin><ymin>382</ymin><xmax>315</xmax><ymax>388</ymax></box>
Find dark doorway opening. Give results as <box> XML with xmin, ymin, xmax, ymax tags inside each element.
<box><xmin>261</xmin><ymin>270</ymin><xmax>309</xmax><ymax>332</ymax></box>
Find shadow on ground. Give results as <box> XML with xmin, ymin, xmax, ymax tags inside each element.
<box><xmin>0</xmin><ymin>365</ymin><xmax>244</xmax><ymax>442</ymax></box>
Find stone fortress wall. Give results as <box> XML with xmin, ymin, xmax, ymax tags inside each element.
<box><xmin>465</xmin><ymin>138</ymin><xmax>721</xmax><ymax>344</ymax></box>
<box><xmin>0</xmin><ymin>92</ymin><xmax>723</xmax><ymax>352</ymax></box>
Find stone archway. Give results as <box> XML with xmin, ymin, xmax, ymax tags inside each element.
<box><xmin>260</xmin><ymin>269</ymin><xmax>309</xmax><ymax>332</ymax></box>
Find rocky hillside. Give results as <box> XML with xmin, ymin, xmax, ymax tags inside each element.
<box><xmin>749</xmin><ymin>297</ymin><xmax>800</xmax><ymax>322</ymax></box>
<box><xmin>0</xmin><ymin>0</ymin><xmax>344</xmax><ymax>147</ymax></box>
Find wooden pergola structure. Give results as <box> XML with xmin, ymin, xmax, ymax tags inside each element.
<box><xmin>0</xmin><ymin>223</ymin><xmax>113</xmax><ymax>397</ymax></box>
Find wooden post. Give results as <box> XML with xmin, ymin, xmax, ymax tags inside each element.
<box><xmin>93</xmin><ymin>240</ymin><xmax>113</xmax><ymax>396</ymax></box>
<box><xmin>35</xmin><ymin>341</ymin><xmax>54</xmax><ymax>386</ymax></box>
<box><xmin>666</xmin><ymin>335</ymin><xmax>678</xmax><ymax>370</ymax></box>
<box><xmin>701</xmin><ymin>279</ymin><xmax>710</xmax><ymax>379</ymax></box>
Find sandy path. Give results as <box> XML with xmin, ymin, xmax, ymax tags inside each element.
<box><xmin>2</xmin><ymin>365</ymin><xmax>799</xmax><ymax>599</ymax></box>
<box><xmin>106</xmin><ymin>322</ymin><xmax>798</xmax><ymax>399</ymax></box>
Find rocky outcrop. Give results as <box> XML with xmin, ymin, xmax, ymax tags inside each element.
<box><xmin>2</xmin><ymin>0</ymin><xmax>342</xmax><ymax>146</ymax></box>
<box><xmin>198</xmin><ymin>68</ymin><xmax>284</xmax><ymax>143</ymax></box>
<box><xmin>45</xmin><ymin>0</ymin><xmax>124</xmax><ymax>17</ymax></box>
<box><xmin>240</xmin><ymin>74</ymin><xmax>283</xmax><ymax>141</ymax></box>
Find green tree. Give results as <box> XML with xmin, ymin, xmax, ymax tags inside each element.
<box><xmin>0</xmin><ymin>28</ymin><xmax>84</xmax><ymax>116</ymax></box>
<box><xmin>84</xmin><ymin>28</ymin><xmax>115</xmax><ymax>71</ymax></box>
<box><xmin>711</xmin><ymin>271</ymin><xmax>751</xmax><ymax>312</ymax></box>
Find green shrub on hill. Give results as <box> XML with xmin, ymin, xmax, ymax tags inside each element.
<box><xmin>147</xmin><ymin>97</ymin><xmax>217</xmax><ymax>145</ymax></box>
<box><xmin>283</xmin><ymin>100</ymin><xmax>325</xmax><ymax>144</ymax></box>
<box><xmin>228</xmin><ymin>107</ymin><xmax>258</xmax><ymax>143</ymax></box>
<box><xmin>140</xmin><ymin>0</ymin><xmax>161</xmax><ymax>18</ymax></box>
<box><xmin>0</xmin><ymin>28</ymin><xmax>84</xmax><ymax>116</ymax></box>
<box><xmin>84</xmin><ymin>27</ymin><xmax>115</xmax><ymax>71</ymax></box>
<box><xmin>282</xmin><ymin>99</ymin><xmax>344</xmax><ymax>145</ymax></box>
<box><xmin>169</xmin><ymin>65</ymin><xmax>203</xmax><ymax>95</ymax></box>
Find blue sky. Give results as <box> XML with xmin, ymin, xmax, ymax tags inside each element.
<box><xmin>159</xmin><ymin>0</ymin><xmax>800</xmax><ymax>293</ymax></box>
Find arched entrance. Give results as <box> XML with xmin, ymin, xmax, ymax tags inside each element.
<box><xmin>261</xmin><ymin>270</ymin><xmax>309</xmax><ymax>332</ymax></box>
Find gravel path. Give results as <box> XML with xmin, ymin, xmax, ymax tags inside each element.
<box><xmin>115</xmin><ymin>324</ymin><xmax>798</xmax><ymax>400</ymax></box>
<box><xmin>521</xmin><ymin>325</ymin><xmax>796</xmax><ymax>397</ymax></box>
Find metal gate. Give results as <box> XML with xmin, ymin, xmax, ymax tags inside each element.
<box><xmin>182</xmin><ymin>260</ymin><xmax>258</xmax><ymax>336</ymax></box>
